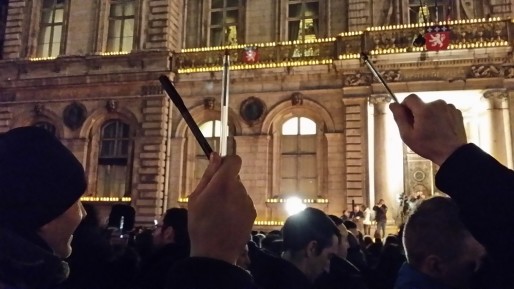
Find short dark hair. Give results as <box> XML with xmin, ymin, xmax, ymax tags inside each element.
<box><xmin>328</xmin><ymin>215</ymin><xmax>343</xmax><ymax>226</ymax></box>
<box><xmin>282</xmin><ymin>208</ymin><xmax>340</xmax><ymax>255</ymax></box>
<box><xmin>162</xmin><ymin>208</ymin><xmax>189</xmax><ymax>246</ymax></box>
<box><xmin>403</xmin><ymin>197</ymin><xmax>469</xmax><ymax>268</ymax></box>
<box><xmin>343</xmin><ymin>220</ymin><xmax>357</xmax><ymax>230</ymax></box>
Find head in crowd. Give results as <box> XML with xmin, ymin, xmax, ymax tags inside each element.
<box><xmin>0</xmin><ymin>127</ymin><xmax>87</xmax><ymax>288</ymax></box>
<box><xmin>329</xmin><ymin>215</ymin><xmax>350</xmax><ymax>259</ymax></box>
<box><xmin>343</xmin><ymin>220</ymin><xmax>359</xmax><ymax>237</ymax></box>
<box><xmin>281</xmin><ymin>208</ymin><xmax>341</xmax><ymax>282</ymax></box>
<box><xmin>261</xmin><ymin>230</ymin><xmax>283</xmax><ymax>256</ymax></box>
<box><xmin>384</xmin><ymin>234</ymin><xmax>400</xmax><ymax>247</ymax></box>
<box><xmin>153</xmin><ymin>208</ymin><xmax>189</xmax><ymax>248</ymax></box>
<box><xmin>403</xmin><ymin>197</ymin><xmax>486</xmax><ymax>289</ymax></box>
<box><xmin>363</xmin><ymin>235</ymin><xmax>373</xmax><ymax>248</ymax></box>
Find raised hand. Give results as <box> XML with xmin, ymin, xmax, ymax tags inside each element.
<box><xmin>188</xmin><ymin>152</ymin><xmax>256</xmax><ymax>265</ymax></box>
<box><xmin>389</xmin><ymin>94</ymin><xmax>468</xmax><ymax>166</ymax></box>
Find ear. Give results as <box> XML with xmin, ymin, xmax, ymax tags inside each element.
<box><xmin>305</xmin><ymin>240</ymin><xmax>318</xmax><ymax>258</ymax></box>
<box><xmin>422</xmin><ymin>255</ymin><xmax>445</xmax><ymax>279</ymax></box>
<box><xmin>162</xmin><ymin>226</ymin><xmax>175</xmax><ymax>243</ymax></box>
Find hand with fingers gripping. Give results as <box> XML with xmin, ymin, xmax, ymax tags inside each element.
<box><xmin>389</xmin><ymin>94</ymin><xmax>468</xmax><ymax>166</ymax></box>
<box><xmin>187</xmin><ymin>152</ymin><xmax>257</xmax><ymax>265</ymax></box>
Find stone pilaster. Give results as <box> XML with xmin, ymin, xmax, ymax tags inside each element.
<box><xmin>134</xmin><ymin>95</ymin><xmax>170</xmax><ymax>224</ymax></box>
<box><xmin>2</xmin><ymin>0</ymin><xmax>27</xmax><ymax>59</ymax></box>
<box><xmin>342</xmin><ymin>96</ymin><xmax>368</xmax><ymax>212</ymax></box>
<box><xmin>483</xmin><ymin>89</ymin><xmax>512</xmax><ymax>168</ymax></box>
<box><xmin>0</xmin><ymin>106</ymin><xmax>12</xmax><ymax>133</ymax></box>
<box><xmin>166</xmin><ymin>137</ymin><xmax>186</xmax><ymax>207</ymax></box>
<box><xmin>144</xmin><ymin>0</ymin><xmax>184</xmax><ymax>51</ymax></box>
<box><xmin>325</xmin><ymin>132</ymin><xmax>346</xmax><ymax>216</ymax></box>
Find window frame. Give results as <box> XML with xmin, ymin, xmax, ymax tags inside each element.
<box><xmin>207</xmin><ymin>0</ymin><xmax>245</xmax><ymax>46</ymax></box>
<box><xmin>96</xmin><ymin>119</ymin><xmax>134</xmax><ymax>198</ymax></box>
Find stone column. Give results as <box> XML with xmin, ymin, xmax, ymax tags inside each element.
<box><xmin>483</xmin><ymin>89</ymin><xmax>512</xmax><ymax>168</ymax></box>
<box><xmin>369</xmin><ymin>94</ymin><xmax>398</xmax><ymax>221</ymax></box>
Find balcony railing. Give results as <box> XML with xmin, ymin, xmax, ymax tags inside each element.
<box><xmin>172</xmin><ymin>18</ymin><xmax>511</xmax><ymax>73</ymax></box>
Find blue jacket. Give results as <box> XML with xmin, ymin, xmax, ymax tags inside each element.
<box><xmin>394</xmin><ymin>263</ymin><xmax>452</xmax><ymax>289</ymax></box>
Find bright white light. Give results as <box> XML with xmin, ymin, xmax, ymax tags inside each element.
<box><xmin>285</xmin><ymin>196</ymin><xmax>306</xmax><ymax>216</ymax></box>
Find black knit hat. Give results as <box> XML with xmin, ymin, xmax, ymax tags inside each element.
<box><xmin>0</xmin><ymin>126</ymin><xmax>86</xmax><ymax>232</ymax></box>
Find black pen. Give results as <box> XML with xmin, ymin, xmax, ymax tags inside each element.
<box><xmin>159</xmin><ymin>75</ymin><xmax>214</xmax><ymax>159</ymax></box>
<box><xmin>361</xmin><ymin>52</ymin><xmax>399</xmax><ymax>103</ymax></box>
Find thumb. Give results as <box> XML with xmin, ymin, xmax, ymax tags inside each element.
<box><xmin>389</xmin><ymin>103</ymin><xmax>414</xmax><ymax>139</ymax></box>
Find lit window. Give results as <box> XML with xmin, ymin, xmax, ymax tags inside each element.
<box><xmin>288</xmin><ymin>0</ymin><xmax>319</xmax><ymax>42</ymax></box>
<box><xmin>210</xmin><ymin>0</ymin><xmax>241</xmax><ymax>46</ymax></box>
<box><xmin>192</xmin><ymin>120</ymin><xmax>235</xmax><ymax>192</ymax></box>
<box><xmin>36</xmin><ymin>0</ymin><xmax>65</xmax><ymax>57</ymax></box>
<box><xmin>409</xmin><ymin>0</ymin><xmax>450</xmax><ymax>23</ymax></box>
<box><xmin>107</xmin><ymin>0</ymin><xmax>135</xmax><ymax>52</ymax></box>
<box><xmin>280</xmin><ymin>116</ymin><xmax>318</xmax><ymax>198</ymax></box>
<box><xmin>97</xmin><ymin>120</ymin><xmax>132</xmax><ymax>198</ymax></box>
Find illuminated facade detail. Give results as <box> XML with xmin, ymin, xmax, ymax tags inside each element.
<box><xmin>210</xmin><ymin>0</ymin><xmax>242</xmax><ymax>46</ymax></box>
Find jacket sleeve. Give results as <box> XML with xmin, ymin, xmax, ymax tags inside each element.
<box><xmin>167</xmin><ymin>257</ymin><xmax>257</xmax><ymax>289</ymax></box>
<box><xmin>435</xmin><ymin>143</ymin><xmax>514</xmax><ymax>270</ymax></box>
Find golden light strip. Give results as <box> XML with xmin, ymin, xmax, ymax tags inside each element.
<box><xmin>97</xmin><ymin>51</ymin><xmax>130</xmax><ymax>56</ymax></box>
<box><xmin>181</xmin><ymin>38</ymin><xmax>337</xmax><ymax>53</ymax></box>
<box><xmin>367</xmin><ymin>40</ymin><xmax>509</xmax><ymax>56</ymax></box>
<box><xmin>366</xmin><ymin>17</ymin><xmax>503</xmax><ymax>32</ymax></box>
<box><xmin>28</xmin><ymin>56</ymin><xmax>57</xmax><ymax>61</ymax></box>
<box><xmin>178</xmin><ymin>59</ymin><xmax>333</xmax><ymax>73</ymax></box>
<box><xmin>81</xmin><ymin>196</ymin><xmax>132</xmax><ymax>202</ymax></box>
<box><xmin>254</xmin><ymin>220</ymin><xmax>285</xmax><ymax>226</ymax></box>
<box><xmin>265</xmin><ymin>198</ymin><xmax>329</xmax><ymax>204</ymax></box>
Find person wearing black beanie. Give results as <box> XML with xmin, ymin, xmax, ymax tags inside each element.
<box><xmin>0</xmin><ymin>126</ymin><xmax>87</xmax><ymax>289</ymax></box>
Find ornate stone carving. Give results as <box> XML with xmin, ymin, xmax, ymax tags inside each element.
<box><xmin>369</xmin><ymin>94</ymin><xmax>392</xmax><ymax>105</ymax></box>
<box><xmin>34</xmin><ymin>103</ymin><xmax>45</xmax><ymax>115</ymax></box>
<box><xmin>240</xmin><ymin>96</ymin><xmax>266</xmax><ymax>125</ymax></box>
<box><xmin>483</xmin><ymin>88</ymin><xmax>508</xmax><ymax>101</ymax></box>
<box><xmin>343</xmin><ymin>73</ymin><xmax>372</xmax><ymax>86</ymax></box>
<box><xmin>106</xmin><ymin>100</ymin><xmax>118</xmax><ymax>112</ymax></box>
<box><xmin>504</xmin><ymin>66</ymin><xmax>514</xmax><ymax>78</ymax></box>
<box><xmin>382</xmin><ymin>70</ymin><xmax>401</xmax><ymax>82</ymax></box>
<box><xmin>469</xmin><ymin>65</ymin><xmax>501</xmax><ymax>78</ymax></box>
<box><xmin>63</xmin><ymin>102</ymin><xmax>87</xmax><ymax>130</ymax></box>
<box><xmin>203</xmin><ymin>97</ymin><xmax>215</xmax><ymax>110</ymax></box>
<box><xmin>291</xmin><ymin>92</ymin><xmax>304</xmax><ymax>105</ymax></box>
<box><xmin>141</xmin><ymin>85</ymin><xmax>163</xmax><ymax>96</ymax></box>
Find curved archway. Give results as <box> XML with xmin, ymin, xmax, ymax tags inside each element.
<box><xmin>10</xmin><ymin>107</ymin><xmax>64</xmax><ymax>138</ymax></box>
<box><xmin>175</xmin><ymin>104</ymin><xmax>243</xmax><ymax>138</ymax></box>
<box><xmin>79</xmin><ymin>106</ymin><xmax>141</xmax><ymax>139</ymax></box>
<box><xmin>261</xmin><ymin>98</ymin><xmax>336</xmax><ymax>135</ymax></box>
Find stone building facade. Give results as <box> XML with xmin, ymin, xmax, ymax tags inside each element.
<box><xmin>0</xmin><ymin>0</ymin><xmax>513</xmax><ymax>227</ymax></box>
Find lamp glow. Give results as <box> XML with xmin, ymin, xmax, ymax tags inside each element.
<box><xmin>285</xmin><ymin>196</ymin><xmax>306</xmax><ymax>216</ymax></box>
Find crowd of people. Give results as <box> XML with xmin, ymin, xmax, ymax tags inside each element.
<box><xmin>1</xmin><ymin>94</ymin><xmax>513</xmax><ymax>289</ymax></box>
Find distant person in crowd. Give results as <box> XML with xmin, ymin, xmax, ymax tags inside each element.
<box><xmin>341</xmin><ymin>210</ymin><xmax>350</xmax><ymax>221</ymax></box>
<box><xmin>373</xmin><ymin>199</ymin><xmax>388</xmax><ymax>238</ymax></box>
<box><xmin>350</xmin><ymin>205</ymin><xmax>365</xmax><ymax>233</ymax></box>
<box><xmin>315</xmin><ymin>215</ymin><xmax>369</xmax><ymax>289</ymax></box>
<box><xmin>395</xmin><ymin>197</ymin><xmax>486</xmax><ymax>289</ymax></box>
<box><xmin>137</xmin><ymin>208</ymin><xmax>190</xmax><ymax>289</ymax></box>
<box><xmin>362</xmin><ymin>205</ymin><xmax>372</xmax><ymax>235</ymax></box>
<box><xmin>0</xmin><ymin>127</ymin><xmax>87</xmax><ymax>289</ymax></box>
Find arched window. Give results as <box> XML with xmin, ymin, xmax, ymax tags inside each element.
<box><xmin>33</xmin><ymin>121</ymin><xmax>56</xmax><ymax>135</ymax></box>
<box><xmin>97</xmin><ymin>120</ymin><xmax>132</xmax><ymax>197</ymax></box>
<box><xmin>192</xmin><ymin>120</ymin><xmax>235</xmax><ymax>189</ymax></box>
<box><xmin>280</xmin><ymin>117</ymin><xmax>317</xmax><ymax>198</ymax></box>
